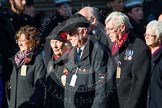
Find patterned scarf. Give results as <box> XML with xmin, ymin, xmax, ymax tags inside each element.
<box><xmin>15</xmin><ymin>49</ymin><xmax>32</xmax><ymax>66</ymax></box>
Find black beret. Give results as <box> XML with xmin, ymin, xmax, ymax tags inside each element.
<box><xmin>61</xmin><ymin>13</ymin><xmax>90</xmax><ymax>32</ymax></box>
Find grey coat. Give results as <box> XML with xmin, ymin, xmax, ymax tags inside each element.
<box><xmin>9</xmin><ymin>49</ymin><xmax>46</xmax><ymax>108</ymax></box>
<box><xmin>45</xmin><ymin>54</ymin><xmax>69</xmax><ymax>108</ymax></box>
<box><xmin>64</xmin><ymin>37</ymin><xmax>115</xmax><ymax>108</ymax></box>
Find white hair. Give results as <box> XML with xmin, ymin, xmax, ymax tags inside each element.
<box><xmin>105</xmin><ymin>11</ymin><xmax>133</xmax><ymax>31</ymax></box>
<box><xmin>146</xmin><ymin>20</ymin><xmax>162</xmax><ymax>41</ymax></box>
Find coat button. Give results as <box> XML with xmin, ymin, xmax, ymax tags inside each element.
<box><xmin>10</xmin><ymin>18</ymin><xmax>13</xmax><ymax>21</ymax></box>
<box><xmin>24</xmin><ymin>17</ymin><xmax>28</xmax><ymax>21</ymax></box>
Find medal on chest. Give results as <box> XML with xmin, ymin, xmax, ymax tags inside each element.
<box><xmin>124</xmin><ymin>49</ymin><xmax>134</xmax><ymax>61</ymax></box>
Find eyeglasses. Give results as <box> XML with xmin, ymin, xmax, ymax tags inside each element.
<box><xmin>66</xmin><ymin>29</ymin><xmax>83</xmax><ymax>37</ymax></box>
<box><xmin>144</xmin><ymin>33</ymin><xmax>156</xmax><ymax>38</ymax></box>
<box><xmin>106</xmin><ymin>25</ymin><xmax>121</xmax><ymax>33</ymax></box>
<box><xmin>16</xmin><ymin>39</ymin><xmax>28</xmax><ymax>43</ymax></box>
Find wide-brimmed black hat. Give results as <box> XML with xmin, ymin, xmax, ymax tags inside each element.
<box><xmin>46</xmin><ymin>24</ymin><xmax>67</xmax><ymax>42</ymax></box>
<box><xmin>60</xmin><ymin>13</ymin><xmax>90</xmax><ymax>32</ymax></box>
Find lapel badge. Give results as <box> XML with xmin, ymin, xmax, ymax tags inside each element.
<box><xmin>124</xmin><ymin>49</ymin><xmax>134</xmax><ymax>61</ymax></box>
<box><xmin>24</xmin><ymin>17</ymin><xmax>28</xmax><ymax>21</ymax></box>
<box><xmin>10</xmin><ymin>18</ymin><xmax>13</xmax><ymax>21</ymax></box>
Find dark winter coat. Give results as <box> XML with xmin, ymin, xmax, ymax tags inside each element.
<box><xmin>148</xmin><ymin>46</ymin><xmax>162</xmax><ymax>108</ymax></box>
<box><xmin>64</xmin><ymin>37</ymin><xmax>115</xmax><ymax>108</ymax></box>
<box><xmin>129</xmin><ymin>17</ymin><xmax>146</xmax><ymax>41</ymax></box>
<box><xmin>45</xmin><ymin>54</ymin><xmax>68</xmax><ymax>108</ymax></box>
<box><xmin>112</xmin><ymin>30</ymin><xmax>151</xmax><ymax>108</ymax></box>
<box><xmin>9</xmin><ymin>49</ymin><xmax>46</xmax><ymax>108</ymax></box>
<box><xmin>0</xmin><ymin>8</ymin><xmax>36</xmax><ymax>58</ymax></box>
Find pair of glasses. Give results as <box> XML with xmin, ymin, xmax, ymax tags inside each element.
<box><xmin>16</xmin><ymin>39</ymin><xmax>28</xmax><ymax>43</ymax></box>
<box><xmin>107</xmin><ymin>25</ymin><xmax>121</xmax><ymax>33</ymax></box>
<box><xmin>144</xmin><ymin>33</ymin><xmax>156</xmax><ymax>38</ymax></box>
<box><xmin>66</xmin><ymin>29</ymin><xmax>83</xmax><ymax>37</ymax></box>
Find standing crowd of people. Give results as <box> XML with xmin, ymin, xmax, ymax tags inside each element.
<box><xmin>0</xmin><ymin>0</ymin><xmax>162</xmax><ymax>108</ymax></box>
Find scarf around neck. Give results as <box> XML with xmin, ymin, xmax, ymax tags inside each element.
<box><xmin>15</xmin><ymin>49</ymin><xmax>33</xmax><ymax>66</ymax></box>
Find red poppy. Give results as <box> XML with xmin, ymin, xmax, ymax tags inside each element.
<box><xmin>24</xmin><ymin>58</ymin><xmax>31</xmax><ymax>63</ymax></box>
<box><xmin>63</xmin><ymin>67</ymin><xmax>68</xmax><ymax>75</ymax></box>
<box><xmin>60</xmin><ymin>32</ymin><xmax>67</xmax><ymax>40</ymax></box>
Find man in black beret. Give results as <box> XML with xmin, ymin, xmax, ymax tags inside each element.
<box><xmin>60</xmin><ymin>13</ymin><xmax>116</xmax><ymax>108</ymax></box>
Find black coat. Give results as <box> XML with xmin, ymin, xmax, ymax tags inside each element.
<box><xmin>64</xmin><ymin>37</ymin><xmax>115</xmax><ymax>108</ymax></box>
<box><xmin>129</xmin><ymin>17</ymin><xmax>146</xmax><ymax>41</ymax></box>
<box><xmin>112</xmin><ymin>30</ymin><xmax>151</xmax><ymax>108</ymax></box>
<box><xmin>45</xmin><ymin>54</ymin><xmax>68</xmax><ymax>108</ymax></box>
<box><xmin>0</xmin><ymin>8</ymin><xmax>36</xmax><ymax>58</ymax></box>
<box><xmin>9</xmin><ymin>49</ymin><xmax>46</xmax><ymax>108</ymax></box>
<box><xmin>148</xmin><ymin>46</ymin><xmax>162</xmax><ymax>108</ymax></box>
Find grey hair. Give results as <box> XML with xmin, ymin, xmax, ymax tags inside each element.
<box><xmin>80</xmin><ymin>6</ymin><xmax>99</xmax><ymax>20</ymax></box>
<box><xmin>77</xmin><ymin>27</ymin><xmax>91</xmax><ymax>34</ymax></box>
<box><xmin>146</xmin><ymin>20</ymin><xmax>162</xmax><ymax>41</ymax></box>
<box><xmin>105</xmin><ymin>11</ymin><xmax>133</xmax><ymax>31</ymax></box>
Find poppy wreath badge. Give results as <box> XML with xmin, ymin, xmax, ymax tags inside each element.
<box><xmin>61</xmin><ymin>66</ymin><xmax>68</xmax><ymax>86</ymax></box>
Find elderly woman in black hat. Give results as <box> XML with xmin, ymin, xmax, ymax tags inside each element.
<box><xmin>44</xmin><ymin>25</ymin><xmax>71</xmax><ymax>108</ymax></box>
